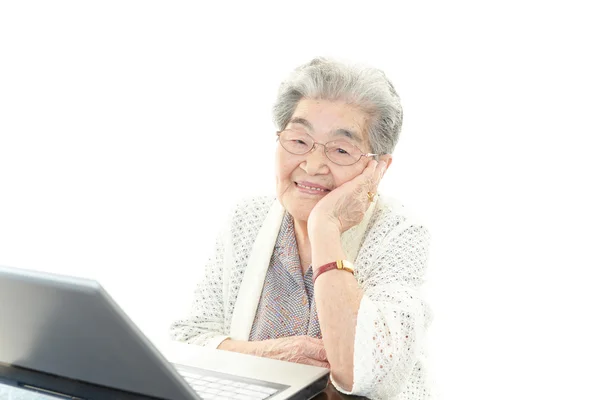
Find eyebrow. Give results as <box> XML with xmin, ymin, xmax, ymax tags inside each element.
<box><xmin>289</xmin><ymin>117</ymin><xmax>313</xmax><ymax>130</ymax></box>
<box><xmin>333</xmin><ymin>128</ymin><xmax>363</xmax><ymax>144</ymax></box>
<box><xmin>289</xmin><ymin>117</ymin><xmax>363</xmax><ymax>143</ymax></box>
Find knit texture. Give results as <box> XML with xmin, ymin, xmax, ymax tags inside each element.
<box><xmin>170</xmin><ymin>195</ymin><xmax>432</xmax><ymax>399</ymax></box>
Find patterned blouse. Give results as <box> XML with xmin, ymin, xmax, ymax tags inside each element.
<box><xmin>248</xmin><ymin>211</ymin><xmax>322</xmax><ymax>340</ymax></box>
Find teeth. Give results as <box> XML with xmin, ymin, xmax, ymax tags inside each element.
<box><xmin>298</xmin><ymin>183</ymin><xmax>326</xmax><ymax>192</ymax></box>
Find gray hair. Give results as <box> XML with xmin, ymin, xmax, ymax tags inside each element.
<box><xmin>272</xmin><ymin>57</ymin><xmax>403</xmax><ymax>155</ymax></box>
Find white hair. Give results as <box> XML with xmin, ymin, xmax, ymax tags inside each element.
<box><xmin>272</xmin><ymin>57</ymin><xmax>403</xmax><ymax>154</ymax></box>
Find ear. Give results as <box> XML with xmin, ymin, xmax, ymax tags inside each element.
<box><xmin>379</xmin><ymin>154</ymin><xmax>393</xmax><ymax>172</ymax></box>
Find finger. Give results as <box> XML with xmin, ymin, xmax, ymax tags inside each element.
<box><xmin>355</xmin><ymin>160</ymin><xmax>377</xmax><ymax>190</ymax></box>
<box><xmin>362</xmin><ymin>159</ymin><xmax>378</xmax><ymax>177</ymax></box>
<box><xmin>376</xmin><ymin>159</ymin><xmax>387</xmax><ymax>179</ymax></box>
<box><xmin>365</xmin><ymin>158</ymin><xmax>387</xmax><ymax>187</ymax></box>
<box><xmin>360</xmin><ymin>163</ymin><xmax>381</xmax><ymax>192</ymax></box>
<box><xmin>372</xmin><ymin>159</ymin><xmax>387</xmax><ymax>187</ymax></box>
<box><xmin>303</xmin><ymin>342</ymin><xmax>328</xmax><ymax>361</ymax></box>
<box><xmin>311</xmin><ymin>360</ymin><xmax>331</xmax><ymax>369</ymax></box>
<box><xmin>298</xmin><ymin>357</ymin><xmax>330</xmax><ymax>369</ymax></box>
<box><xmin>297</xmin><ymin>338</ymin><xmax>327</xmax><ymax>360</ymax></box>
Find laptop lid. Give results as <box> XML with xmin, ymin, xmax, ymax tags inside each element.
<box><xmin>0</xmin><ymin>265</ymin><xmax>198</xmax><ymax>400</ymax></box>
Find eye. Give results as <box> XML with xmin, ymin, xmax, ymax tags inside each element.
<box><xmin>294</xmin><ymin>139</ymin><xmax>308</xmax><ymax>145</ymax></box>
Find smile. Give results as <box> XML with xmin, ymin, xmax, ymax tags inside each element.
<box><xmin>294</xmin><ymin>182</ymin><xmax>331</xmax><ymax>193</ymax></box>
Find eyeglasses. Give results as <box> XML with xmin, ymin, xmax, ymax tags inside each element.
<box><xmin>276</xmin><ymin>129</ymin><xmax>379</xmax><ymax>166</ymax></box>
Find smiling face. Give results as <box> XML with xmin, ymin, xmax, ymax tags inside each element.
<box><xmin>275</xmin><ymin>98</ymin><xmax>373</xmax><ymax>222</ymax></box>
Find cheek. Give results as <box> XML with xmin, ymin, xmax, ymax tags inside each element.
<box><xmin>275</xmin><ymin>150</ymin><xmax>298</xmax><ymax>184</ymax></box>
<box><xmin>331</xmin><ymin>166</ymin><xmax>363</xmax><ymax>187</ymax></box>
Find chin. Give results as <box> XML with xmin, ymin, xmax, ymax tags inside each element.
<box><xmin>281</xmin><ymin>196</ymin><xmax>317</xmax><ymax>222</ymax></box>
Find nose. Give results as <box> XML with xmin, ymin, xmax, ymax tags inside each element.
<box><xmin>303</xmin><ymin>143</ymin><xmax>329</xmax><ymax>175</ymax></box>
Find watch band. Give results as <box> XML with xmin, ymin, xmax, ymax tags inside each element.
<box><xmin>313</xmin><ymin>260</ymin><xmax>354</xmax><ymax>283</ymax></box>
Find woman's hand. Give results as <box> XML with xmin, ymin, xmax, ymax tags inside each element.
<box><xmin>254</xmin><ymin>336</ymin><xmax>330</xmax><ymax>368</ymax></box>
<box><xmin>308</xmin><ymin>159</ymin><xmax>387</xmax><ymax>235</ymax></box>
<box><xmin>218</xmin><ymin>336</ymin><xmax>329</xmax><ymax>368</ymax></box>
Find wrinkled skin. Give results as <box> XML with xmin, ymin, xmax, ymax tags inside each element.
<box><xmin>254</xmin><ymin>335</ymin><xmax>330</xmax><ymax>369</ymax></box>
<box><xmin>308</xmin><ymin>158</ymin><xmax>387</xmax><ymax>235</ymax></box>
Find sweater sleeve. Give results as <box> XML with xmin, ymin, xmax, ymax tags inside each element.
<box><xmin>332</xmin><ymin>223</ymin><xmax>433</xmax><ymax>399</ymax></box>
<box><xmin>169</xmin><ymin>227</ymin><xmax>230</xmax><ymax>349</ymax></box>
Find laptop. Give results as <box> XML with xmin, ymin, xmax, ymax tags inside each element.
<box><xmin>0</xmin><ymin>265</ymin><xmax>330</xmax><ymax>400</ymax></box>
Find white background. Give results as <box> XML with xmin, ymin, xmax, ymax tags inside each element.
<box><xmin>1</xmin><ymin>1</ymin><xmax>599</xmax><ymax>399</ymax></box>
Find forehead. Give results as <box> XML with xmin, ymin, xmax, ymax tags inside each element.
<box><xmin>289</xmin><ymin>99</ymin><xmax>369</xmax><ymax>143</ymax></box>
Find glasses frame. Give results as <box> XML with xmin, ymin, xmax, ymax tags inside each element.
<box><xmin>276</xmin><ymin>130</ymin><xmax>380</xmax><ymax>166</ymax></box>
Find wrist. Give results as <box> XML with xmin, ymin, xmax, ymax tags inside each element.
<box><xmin>311</xmin><ymin>240</ymin><xmax>347</xmax><ymax>277</ymax></box>
<box><xmin>309</xmin><ymin>220</ymin><xmax>341</xmax><ymax>243</ymax></box>
<box><xmin>308</xmin><ymin>214</ymin><xmax>341</xmax><ymax>238</ymax></box>
<box><xmin>313</xmin><ymin>260</ymin><xmax>355</xmax><ymax>284</ymax></box>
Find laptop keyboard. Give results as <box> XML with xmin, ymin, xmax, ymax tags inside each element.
<box><xmin>175</xmin><ymin>365</ymin><xmax>283</xmax><ymax>400</ymax></box>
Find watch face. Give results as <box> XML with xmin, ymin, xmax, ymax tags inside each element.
<box><xmin>342</xmin><ymin>260</ymin><xmax>355</xmax><ymax>272</ymax></box>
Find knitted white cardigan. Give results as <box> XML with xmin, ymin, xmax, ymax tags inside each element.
<box><xmin>170</xmin><ymin>195</ymin><xmax>432</xmax><ymax>399</ymax></box>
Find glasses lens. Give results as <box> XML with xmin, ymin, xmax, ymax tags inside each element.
<box><xmin>279</xmin><ymin>130</ymin><xmax>313</xmax><ymax>154</ymax></box>
<box><xmin>326</xmin><ymin>140</ymin><xmax>362</xmax><ymax>165</ymax></box>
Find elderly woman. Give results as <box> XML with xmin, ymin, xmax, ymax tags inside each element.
<box><xmin>170</xmin><ymin>57</ymin><xmax>432</xmax><ymax>399</ymax></box>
